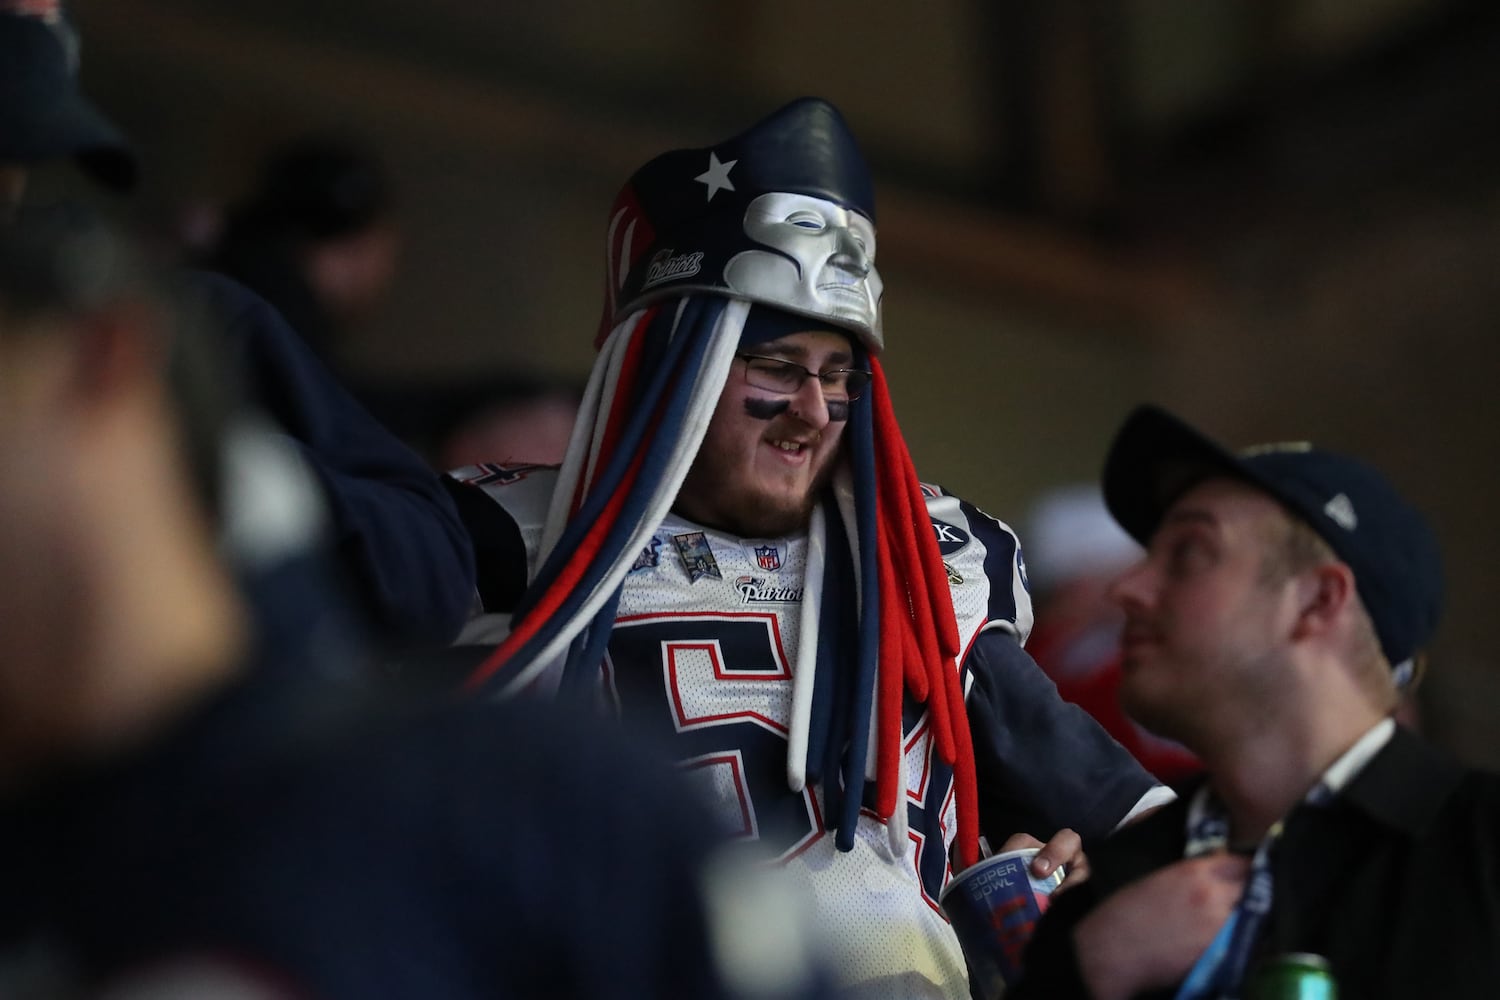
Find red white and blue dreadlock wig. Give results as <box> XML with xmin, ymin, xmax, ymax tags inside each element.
<box><xmin>466</xmin><ymin>97</ymin><xmax>983</xmax><ymax>869</ymax></box>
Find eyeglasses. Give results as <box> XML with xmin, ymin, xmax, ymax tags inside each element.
<box><xmin>735</xmin><ymin>353</ymin><xmax>873</xmax><ymax>401</ymax></box>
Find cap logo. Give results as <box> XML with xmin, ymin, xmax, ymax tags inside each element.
<box><xmin>694</xmin><ymin>152</ymin><xmax>738</xmax><ymax>201</ymax></box>
<box><xmin>1239</xmin><ymin>440</ymin><xmax>1312</xmax><ymax>457</ymax></box>
<box><xmin>1391</xmin><ymin>657</ymin><xmax>1416</xmax><ymax>690</ymax></box>
<box><xmin>1323</xmin><ymin>493</ymin><xmax>1358</xmax><ymax>531</ymax></box>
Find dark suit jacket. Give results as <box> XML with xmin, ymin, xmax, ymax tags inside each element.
<box><xmin>1013</xmin><ymin>726</ymin><xmax>1500</xmax><ymax>999</ymax></box>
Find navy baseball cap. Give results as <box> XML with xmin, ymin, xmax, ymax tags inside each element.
<box><xmin>0</xmin><ymin>4</ymin><xmax>138</xmax><ymax>191</ymax></box>
<box><xmin>1102</xmin><ymin>404</ymin><xmax>1444</xmax><ymax>679</ymax></box>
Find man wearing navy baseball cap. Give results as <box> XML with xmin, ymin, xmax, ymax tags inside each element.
<box><xmin>0</xmin><ymin>0</ymin><xmax>137</xmax><ymax>210</ymax></box>
<box><xmin>1013</xmin><ymin>405</ymin><xmax>1500</xmax><ymax>1000</ymax></box>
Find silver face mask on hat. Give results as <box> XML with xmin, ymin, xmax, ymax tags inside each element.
<box><xmin>723</xmin><ymin>191</ymin><xmax>882</xmax><ymax>338</ymax></box>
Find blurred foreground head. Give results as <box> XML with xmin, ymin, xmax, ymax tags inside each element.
<box><xmin>0</xmin><ymin>213</ymin><xmax>246</xmax><ymax>786</ymax></box>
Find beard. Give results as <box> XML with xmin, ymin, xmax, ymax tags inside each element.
<box><xmin>724</xmin><ymin>484</ymin><xmax>821</xmax><ymax>538</ymax></box>
<box><xmin>674</xmin><ymin>444</ymin><xmax>840</xmax><ymax>539</ymax></box>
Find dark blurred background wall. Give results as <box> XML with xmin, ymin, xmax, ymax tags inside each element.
<box><xmin>68</xmin><ymin>0</ymin><xmax>1500</xmax><ymax>765</ymax></box>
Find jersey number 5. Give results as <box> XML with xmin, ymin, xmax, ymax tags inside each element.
<box><xmin>606</xmin><ymin>613</ymin><xmax>825</xmax><ymax>862</ymax></box>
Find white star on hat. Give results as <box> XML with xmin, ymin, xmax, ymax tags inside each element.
<box><xmin>694</xmin><ymin>151</ymin><xmax>737</xmax><ymax>201</ymax></box>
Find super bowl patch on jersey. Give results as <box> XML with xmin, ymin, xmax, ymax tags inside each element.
<box><xmin>631</xmin><ymin>534</ymin><xmax>666</xmax><ymax>573</ymax></box>
<box><xmin>672</xmin><ymin>531</ymin><xmax>721</xmax><ymax>582</ymax></box>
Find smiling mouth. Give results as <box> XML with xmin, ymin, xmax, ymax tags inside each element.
<box><xmin>764</xmin><ymin>437</ymin><xmax>820</xmax><ymax>465</ymax></box>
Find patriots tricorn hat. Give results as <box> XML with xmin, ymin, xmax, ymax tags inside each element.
<box><xmin>0</xmin><ymin>3</ymin><xmax>138</xmax><ymax>192</ymax></box>
<box><xmin>599</xmin><ymin>97</ymin><xmax>883</xmax><ymax>351</ymax></box>
<box><xmin>1102</xmin><ymin>404</ymin><xmax>1444</xmax><ymax>678</ymax></box>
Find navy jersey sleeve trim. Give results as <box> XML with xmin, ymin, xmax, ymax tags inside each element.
<box><xmin>954</xmin><ymin>495</ymin><xmax>1026</xmax><ymax>631</ymax></box>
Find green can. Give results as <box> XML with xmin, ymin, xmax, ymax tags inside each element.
<box><xmin>1244</xmin><ymin>952</ymin><xmax>1338</xmax><ymax>1000</ymax></box>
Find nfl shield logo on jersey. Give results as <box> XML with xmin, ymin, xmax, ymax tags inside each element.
<box><xmin>753</xmin><ymin>545</ymin><xmax>781</xmax><ymax>571</ymax></box>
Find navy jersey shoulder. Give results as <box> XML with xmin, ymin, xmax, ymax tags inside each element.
<box><xmin>922</xmin><ymin>483</ymin><xmax>1032</xmax><ymax>637</ymax></box>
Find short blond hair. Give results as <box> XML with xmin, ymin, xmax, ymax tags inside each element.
<box><xmin>1260</xmin><ymin>508</ymin><xmax>1398</xmax><ymax>711</ymax></box>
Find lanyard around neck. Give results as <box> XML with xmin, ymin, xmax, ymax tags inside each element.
<box><xmin>1173</xmin><ymin>782</ymin><xmax>1332</xmax><ymax>1000</ymax></box>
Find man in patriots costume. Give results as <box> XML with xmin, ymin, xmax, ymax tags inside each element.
<box><xmin>445</xmin><ymin>97</ymin><xmax>1168</xmax><ymax>998</ymax></box>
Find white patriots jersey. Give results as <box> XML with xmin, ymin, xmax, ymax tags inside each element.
<box><xmin>456</xmin><ymin>465</ymin><xmax>1034</xmax><ymax>999</ymax></box>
